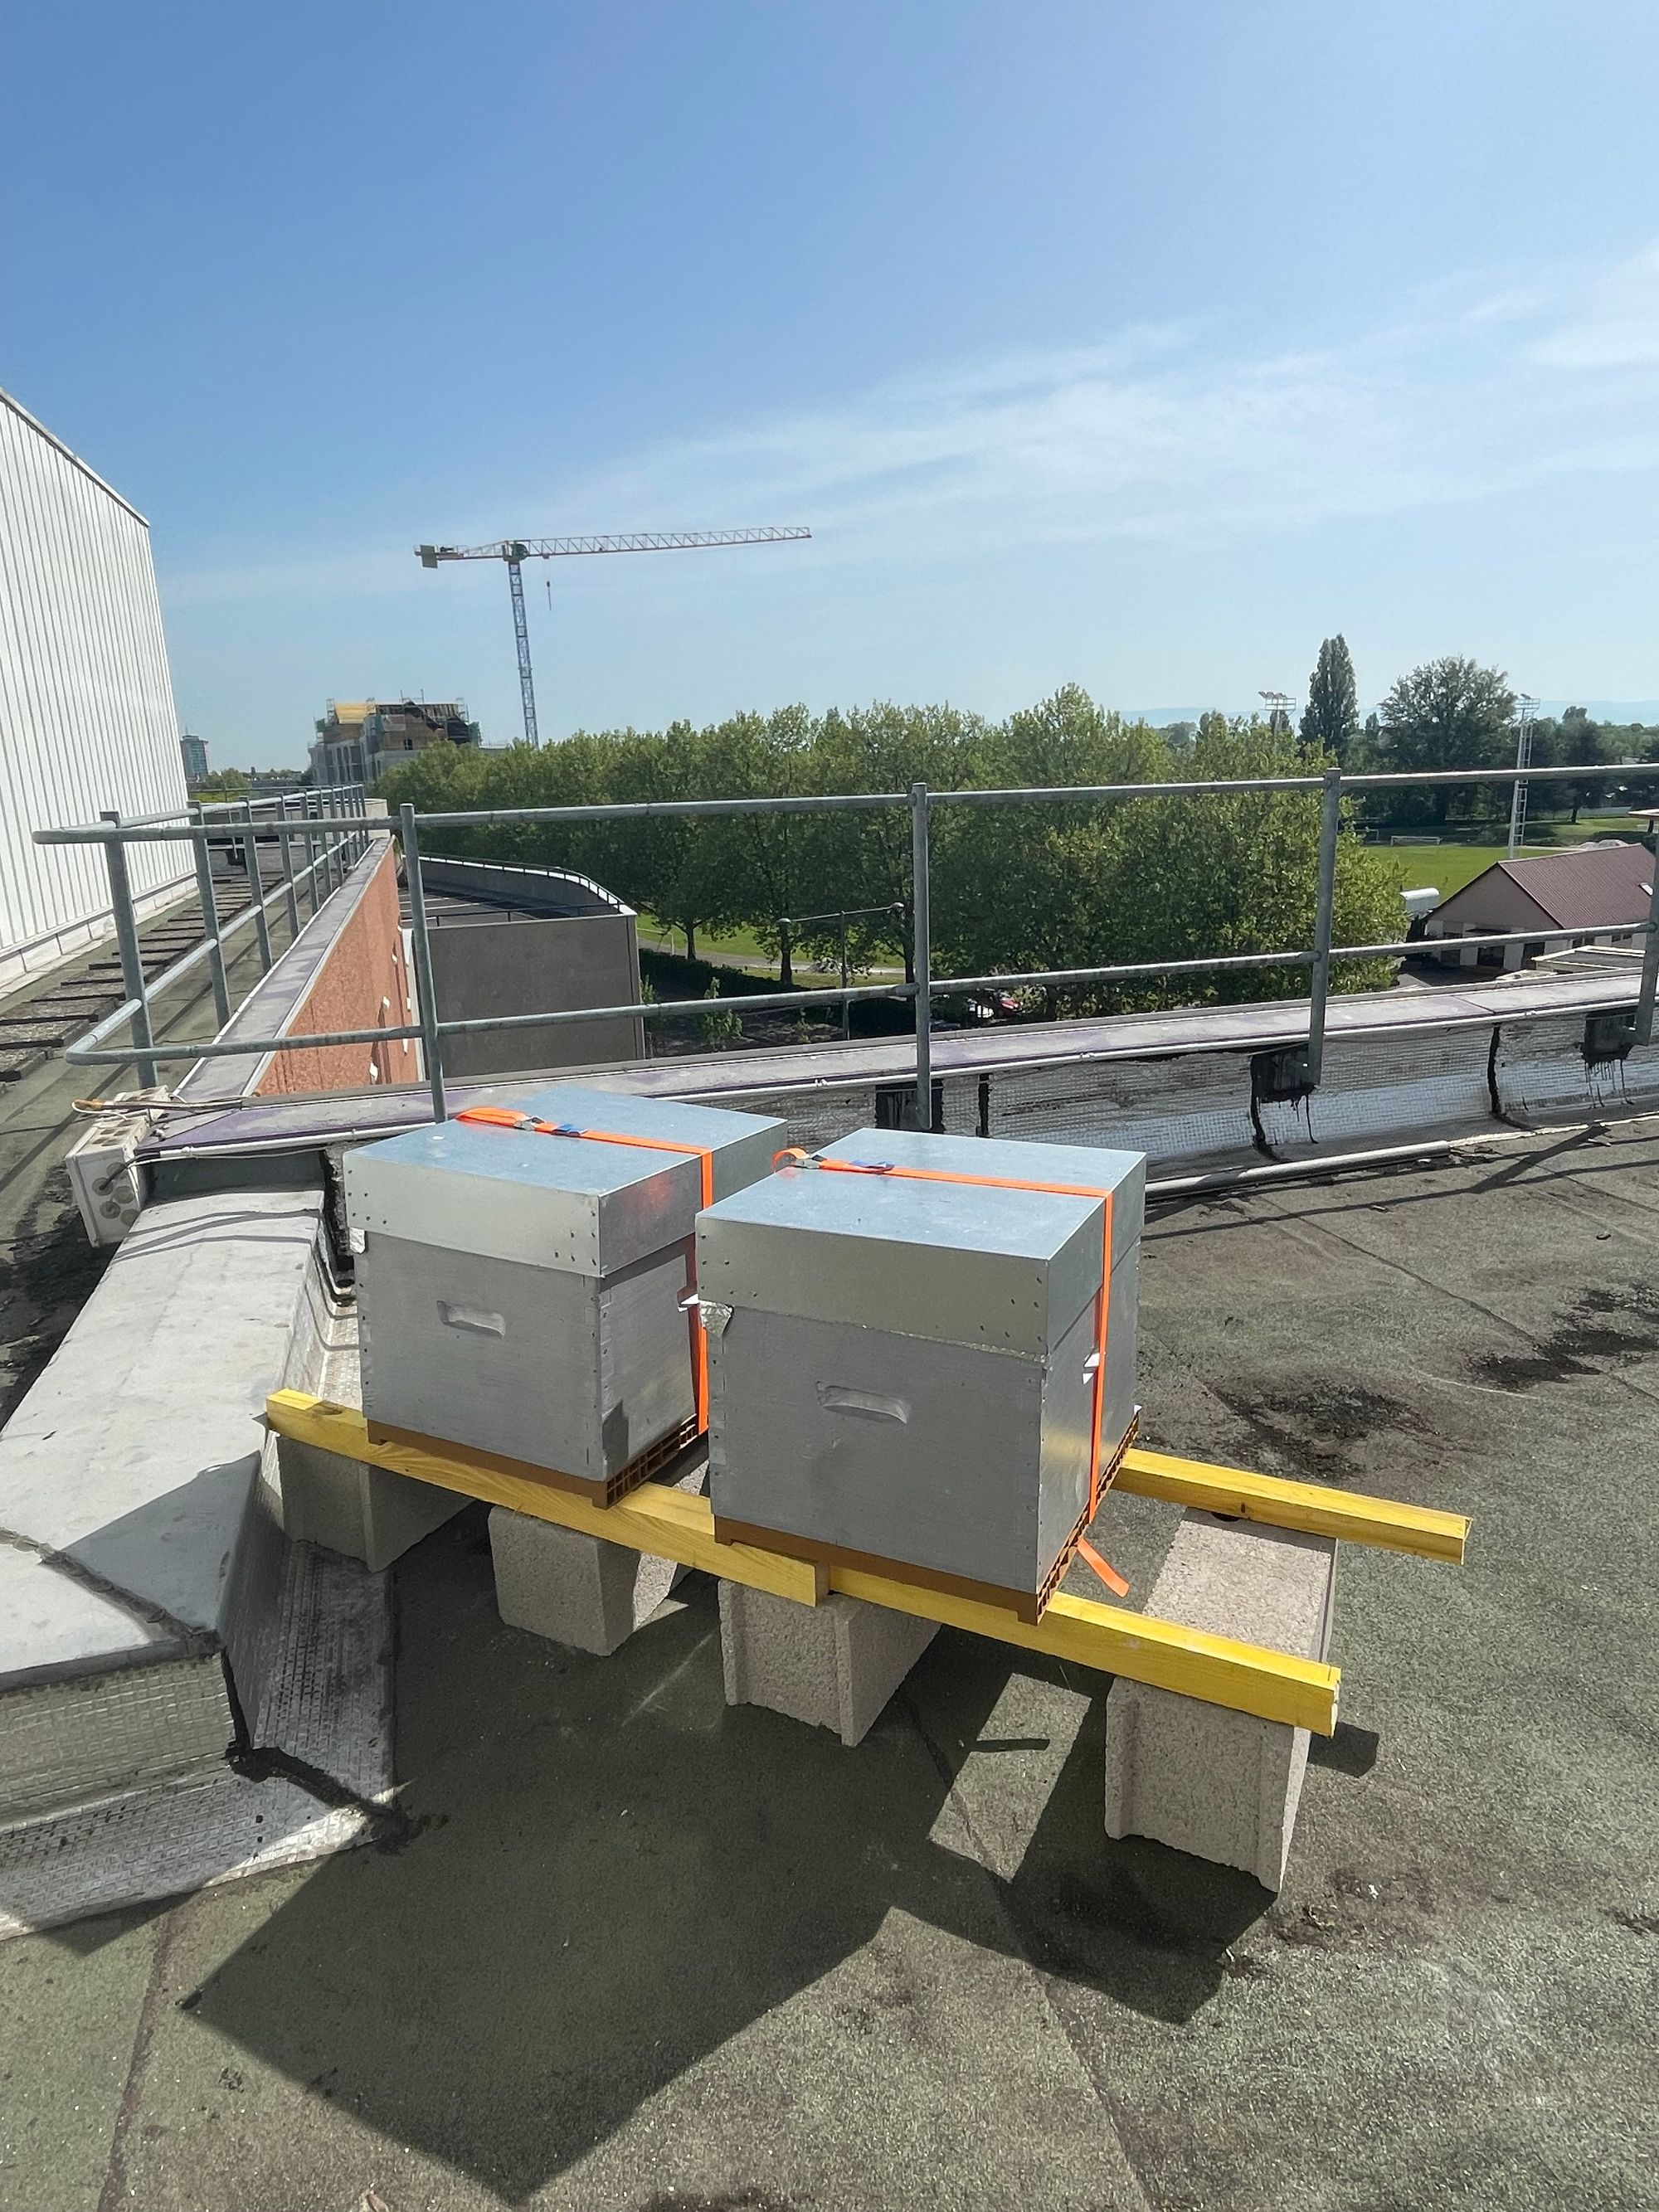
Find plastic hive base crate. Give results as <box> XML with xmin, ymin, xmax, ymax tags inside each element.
<box><xmin>698</xmin><ymin>1126</ymin><xmax>1146</xmax><ymax>1616</ymax></box>
<box><xmin>345</xmin><ymin>1083</ymin><xmax>786</xmax><ymax>1497</ymax></box>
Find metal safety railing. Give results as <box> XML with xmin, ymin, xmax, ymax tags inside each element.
<box><xmin>34</xmin><ymin>782</ymin><xmax>372</xmax><ymax>1087</ymax></box>
<box><xmin>32</xmin><ymin>761</ymin><xmax>1659</xmax><ymax>1122</ymax></box>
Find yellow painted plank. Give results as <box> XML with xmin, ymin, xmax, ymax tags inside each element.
<box><xmin>1117</xmin><ymin>1446</ymin><xmax>1469</xmax><ymax>1563</ymax></box>
<box><xmin>830</xmin><ymin>1568</ymin><xmax>1336</xmax><ymax>1733</ymax></box>
<box><xmin>264</xmin><ymin>1391</ymin><xmax>825</xmax><ymax>1606</ymax></box>
<box><xmin>266</xmin><ymin>1391</ymin><xmax>1338</xmax><ymax>1732</ymax></box>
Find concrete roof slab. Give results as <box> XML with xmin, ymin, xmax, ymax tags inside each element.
<box><xmin>0</xmin><ymin>1187</ymin><xmax>325</xmax><ymax>1686</ymax></box>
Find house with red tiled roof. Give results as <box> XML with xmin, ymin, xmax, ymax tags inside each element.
<box><xmin>1422</xmin><ymin>842</ymin><xmax>1654</xmax><ymax>969</ymax></box>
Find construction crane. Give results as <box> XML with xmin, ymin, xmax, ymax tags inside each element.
<box><xmin>416</xmin><ymin>527</ymin><xmax>812</xmax><ymax>746</ymax></box>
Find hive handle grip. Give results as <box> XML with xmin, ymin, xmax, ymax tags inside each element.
<box><xmin>815</xmin><ymin>1382</ymin><xmax>910</xmax><ymax>1424</ymax></box>
<box><xmin>437</xmin><ymin>1301</ymin><xmax>506</xmax><ymax>1339</ymax></box>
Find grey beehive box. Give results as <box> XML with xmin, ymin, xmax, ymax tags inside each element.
<box><xmin>346</xmin><ymin>1083</ymin><xmax>786</xmax><ymax>1499</ymax></box>
<box><xmin>699</xmin><ymin>1127</ymin><xmax>1146</xmax><ymax>1620</ymax></box>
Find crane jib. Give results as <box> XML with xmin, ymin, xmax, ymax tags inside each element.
<box><xmin>414</xmin><ymin>527</ymin><xmax>811</xmax><ymax>747</ymax></box>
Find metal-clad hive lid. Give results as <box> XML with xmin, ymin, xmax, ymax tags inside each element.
<box><xmin>511</xmin><ymin>1085</ymin><xmax>786</xmax><ymax>1201</ymax></box>
<box><xmin>697</xmin><ymin>1126</ymin><xmax>1144</xmax><ymax>1358</ymax></box>
<box><xmin>346</xmin><ymin>1084</ymin><xmax>785</xmax><ymax>1278</ymax></box>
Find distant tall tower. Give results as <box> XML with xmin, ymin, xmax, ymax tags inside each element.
<box><xmin>1258</xmin><ymin>690</ymin><xmax>1295</xmax><ymax>736</ymax></box>
<box><xmin>1506</xmin><ymin>694</ymin><xmax>1538</xmax><ymax>858</ymax></box>
<box><xmin>179</xmin><ymin>733</ymin><xmax>208</xmax><ymax>787</ymax></box>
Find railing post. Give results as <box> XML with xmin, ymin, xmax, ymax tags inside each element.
<box><xmin>911</xmin><ymin>780</ymin><xmax>932</xmax><ymax>1130</ymax></box>
<box><xmin>276</xmin><ymin>795</ymin><xmax>301</xmax><ymax>937</ymax></box>
<box><xmin>303</xmin><ymin>792</ymin><xmax>321</xmax><ymax>912</ymax></box>
<box><xmin>241</xmin><ymin>800</ymin><xmax>273</xmax><ymax>970</ymax></box>
<box><xmin>189</xmin><ymin>802</ymin><xmax>232</xmax><ymax>1029</ymax></box>
<box><xmin>100</xmin><ymin>811</ymin><xmax>158</xmax><ymax>1089</ymax></box>
<box><xmin>401</xmin><ymin>804</ymin><xmax>447</xmax><ymax>1122</ymax></box>
<box><xmin>1636</xmin><ymin>856</ymin><xmax>1659</xmax><ymax>1048</ymax></box>
<box><xmin>1304</xmin><ymin>769</ymin><xmax>1343</xmax><ymax>1088</ymax></box>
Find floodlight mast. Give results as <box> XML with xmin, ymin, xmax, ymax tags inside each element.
<box><xmin>416</xmin><ymin>527</ymin><xmax>812</xmax><ymax>746</ymax></box>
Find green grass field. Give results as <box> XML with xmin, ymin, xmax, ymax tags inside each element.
<box><xmin>643</xmin><ymin>915</ymin><xmax>905</xmax><ymax>976</ymax></box>
<box><xmin>1369</xmin><ymin>817</ymin><xmax>1647</xmax><ymax>897</ymax></box>
<box><xmin>641</xmin><ymin>916</ymin><xmax>775</xmax><ymax>963</ymax></box>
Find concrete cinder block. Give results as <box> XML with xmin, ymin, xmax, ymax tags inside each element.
<box><xmin>488</xmin><ymin>1457</ymin><xmax>708</xmax><ymax>1655</ymax></box>
<box><xmin>718</xmin><ymin>1581</ymin><xmax>939</xmax><ymax>1748</ymax></box>
<box><xmin>277</xmin><ymin>1434</ymin><xmax>463</xmax><ymax>1573</ymax></box>
<box><xmin>1104</xmin><ymin>1511</ymin><xmax>1337</xmax><ymax>1891</ymax></box>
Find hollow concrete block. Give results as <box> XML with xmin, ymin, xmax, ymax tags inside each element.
<box><xmin>718</xmin><ymin>1581</ymin><xmax>939</xmax><ymax>1748</ymax></box>
<box><xmin>276</xmin><ymin>1433</ymin><xmax>463</xmax><ymax>1573</ymax></box>
<box><xmin>488</xmin><ymin>1457</ymin><xmax>708</xmax><ymax>1656</ymax></box>
<box><xmin>1104</xmin><ymin>1510</ymin><xmax>1337</xmax><ymax>1892</ymax></box>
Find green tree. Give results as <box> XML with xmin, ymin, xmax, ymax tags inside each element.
<box><xmin>1299</xmin><ymin>636</ymin><xmax>1360</xmax><ymax>762</ymax></box>
<box><xmin>597</xmin><ymin>723</ymin><xmax>731</xmax><ymax>961</ymax></box>
<box><xmin>1094</xmin><ymin>722</ymin><xmax>1401</xmax><ymax>1009</ymax></box>
<box><xmin>693</xmin><ymin>707</ymin><xmax>818</xmax><ymax>982</ymax></box>
<box><xmin>805</xmin><ymin>702</ymin><xmax>982</xmax><ymax>982</ymax></box>
<box><xmin>378</xmin><ymin>687</ymin><xmax>1409</xmax><ymax>1027</ymax></box>
<box><xmin>1530</xmin><ymin>706</ymin><xmax>1622</xmax><ymax>824</ymax></box>
<box><xmin>931</xmin><ymin>686</ymin><xmax>1166</xmax><ymax>1010</ymax></box>
<box><xmin>1375</xmin><ymin>657</ymin><xmax>1516</xmax><ymax>825</ymax></box>
<box><xmin>194</xmin><ymin>767</ymin><xmax>251</xmax><ymax>800</ymax></box>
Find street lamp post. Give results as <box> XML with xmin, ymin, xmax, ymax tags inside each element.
<box><xmin>775</xmin><ymin>902</ymin><xmax>906</xmax><ymax>1038</ymax></box>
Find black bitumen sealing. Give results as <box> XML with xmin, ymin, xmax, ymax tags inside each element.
<box><xmin>2</xmin><ymin>1121</ymin><xmax>1657</xmax><ymax>2210</ymax></box>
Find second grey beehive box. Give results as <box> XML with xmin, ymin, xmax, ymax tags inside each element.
<box><xmin>346</xmin><ymin>1082</ymin><xmax>785</xmax><ymax>1498</ymax></box>
<box><xmin>699</xmin><ymin>1127</ymin><xmax>1145</xmax><ymax>1618</ymax></box>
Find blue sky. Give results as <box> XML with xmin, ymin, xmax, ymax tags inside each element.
<box><xmin>7</xmin><ymin>2</ymin><xmax>1659</xmax><ymax>764</ymax></box>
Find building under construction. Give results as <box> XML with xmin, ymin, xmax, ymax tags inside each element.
<box><xmin>309</xmin><ymin>697</ymin><xmax>483</xmax><ymax>790</ymax></box>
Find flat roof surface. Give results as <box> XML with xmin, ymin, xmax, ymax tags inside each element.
<box><xmin>3</xmin><ymin>1121</ymin><xmax>1657</xmax><ymax>2210</ymax></box>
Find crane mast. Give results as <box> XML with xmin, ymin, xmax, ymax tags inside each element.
<box><xmin>504</xmin><ymin>548</ymin><xmax>537</xmax><ymax>748</ymax></box>
<box><xmin>416</xmin><ymin>525</ymin><xmax>810</xmax><ymax>746</ymax></box>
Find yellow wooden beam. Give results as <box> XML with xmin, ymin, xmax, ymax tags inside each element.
<box><xmin>827</xmin><ymin>1566</ymin><xmax>1337</xmax><ymax>1733</ymax></box>
<box><xmin>265</xmin><ymin>1390</ymin><xmax>828</xmax><ymax>1607</ymax></box>
<box><xmin>265</xmin><ymin>1392</ymin><xmax>1340</xmax><ymax>1733</ymax></box>
<box><xmin>1117</xmin><ymin>1446</ymin><xmax>1469</xmax><ymax>1563</ymax></box>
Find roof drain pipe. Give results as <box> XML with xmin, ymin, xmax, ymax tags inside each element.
<box><xmin>1148</xmin><ymin>1135</ymin><xmax>1469</xmax><ymax>1198</ymax></box>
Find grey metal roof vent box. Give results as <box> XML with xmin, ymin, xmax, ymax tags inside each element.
<box><xmin>698</xmin><ymin>1127</ymin><xmax>1146</xmax><ymax>1621</ymax></box>
<box><xmin>345</xmin><ymin>1083</ymin><xmax>786</xmax><ymax>1500</ymax></box>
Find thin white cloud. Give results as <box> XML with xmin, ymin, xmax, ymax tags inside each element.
<box><xmin>159</xmin><ymin>244</ymin><xmax>1659</xmax><ymax>607</ymax></box>
<box><xmin>1526</xmin><ymin>241</ymin><xmax>1659</xmax><ymax>369</ymax></box>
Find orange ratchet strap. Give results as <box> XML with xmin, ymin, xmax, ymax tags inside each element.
<box><xmin>772</xmin><ymin>1145</ymin><xmax>1129</xmax><ymax>1599</ymax></box>
<box><xmin>457</xmin><ymin>1105</ymin><xmax>714</xmax><ymax>1432</ymax></box>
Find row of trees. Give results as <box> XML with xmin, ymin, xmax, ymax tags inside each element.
<box><xmin>1295</xmin><ymin>637</ymin><xmax>1657</xmax><ymax>826</ymax></box>
<box><xmin>380</xmin><ymin>688</ymin><xmax>1405</xmax><ymax>1014</ymax></box>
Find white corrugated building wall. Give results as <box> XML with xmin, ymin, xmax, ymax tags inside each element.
<box><xmin>0</xmin><ymin>386</ymin><xmax>191</xmax><ymax>986</ymax></box>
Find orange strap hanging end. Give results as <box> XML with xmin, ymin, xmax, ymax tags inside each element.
<box><xmin>1076</xmin><ymin>1535</ymin><xmax>1131</xmax><ymax>1600</ymax></box>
